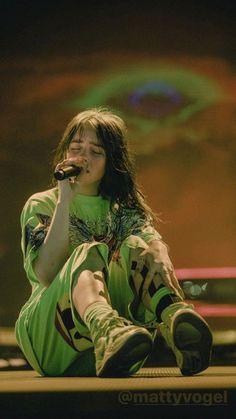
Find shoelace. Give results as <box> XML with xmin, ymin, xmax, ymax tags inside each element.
<box><xmin>92</xmin><ymin>312</ymin><xmax>133</xmax><ymax>344</ymax></box>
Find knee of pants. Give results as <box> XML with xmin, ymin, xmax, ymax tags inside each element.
<box><xmin>82</xmin><ymin>246</ymin><xmax>106</xmax><ymax>273</ymax></box>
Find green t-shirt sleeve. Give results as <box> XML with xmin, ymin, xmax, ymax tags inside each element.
<box><xmin>20</xmin><ymin>192</ymin><xmax>55</xmax><ymax>284</ymax></box>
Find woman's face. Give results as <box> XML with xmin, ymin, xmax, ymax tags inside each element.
<box><xmin>66</xmin><ymin>126</ymin><xmax>106</xmax><ymax>195</ymax></box>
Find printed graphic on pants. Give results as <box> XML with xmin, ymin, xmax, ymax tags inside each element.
<box><xmin>55</xmin><ymin>293</ymin><xmax>93</xmax><ymax>352</ymax></box>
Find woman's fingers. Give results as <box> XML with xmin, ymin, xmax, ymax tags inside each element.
<box><xmin>140</xmin><ymin>255</ymin><xmax>184</xmax><ymax>299</ymax></box>
<box><xmin>56</xmin><ymin>157</ymin><xmax>87</xmax><ymax>171</ymax></box>
<box><xmin>169</xmin><ymin>270</ymin><xmax>185</xmax><ymax>299</ymax></box>
<box><xmin>159</xmin><ymin>267</ymin><xmax>184</xmax><ymax>300</ymax></box>
<box><xmin>130</xmin><ymin>248</ymin><xmax>185</xmax><ymax>300</ymax></box>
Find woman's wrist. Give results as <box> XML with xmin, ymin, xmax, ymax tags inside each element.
<box><xmin>57</xmin><ymin>187</ymin><xmax>73</xmax><ymax>205</ymax></box>
<box><xmin>56</xmin><ymin>192</ymin><xmax>72</xmax><ymax>213</ymax></box>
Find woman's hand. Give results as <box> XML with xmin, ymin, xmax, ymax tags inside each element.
<box><xmin>130</xmin><ymin>239</ymin><xmax>185</xmax><ymax>301</ymax></box>
<box><xmin>55</xmin><ymin>157</ymin><xmax>88</xmax><ymax>203</ymax></box>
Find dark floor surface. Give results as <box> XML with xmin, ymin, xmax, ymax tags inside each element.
<box><xmin>0</xmin><ymin>328</ymin><xmax>235</xmax><ymax>418</ymax></box>
<box><xmin>0</xmin><ymin>367</ymin><xmax>235</xmax><ymax>419</ymax></box>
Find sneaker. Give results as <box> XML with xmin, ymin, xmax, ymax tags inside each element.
<box><xmin>92</xmin><ymin>311</ymin><xmax>153</xmax><ymax>377</ymax></box>
<box><xmin>159</xmin><ymin>303</ymin><xmax>213</xmax><ymax>376</ymax></box>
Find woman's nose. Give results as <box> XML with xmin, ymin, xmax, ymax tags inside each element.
<box><xmin>78</xmin><ymin>148</ymin><xmax>89</xmax><ymax>166</ymax></box>
<box><xmin>79</xmin><ymin>147</ymin><xmax>88</xmax><ymax>157</ymax></box>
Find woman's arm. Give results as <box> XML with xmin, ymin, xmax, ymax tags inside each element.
<box><xmin>33</xmin><ymin>198</ymin><xmax>70</xmax><ymax>287</ymax></box>
<box><xmin>33</xmin><ymin>157</ymin><xmax>87</xmax><ymax>287</ymax></box>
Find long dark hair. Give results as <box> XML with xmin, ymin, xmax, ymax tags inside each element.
<box><xmin>52</xmin><ymin>108</ymin><xmax>155</xmax><ymax>222</ymax></box>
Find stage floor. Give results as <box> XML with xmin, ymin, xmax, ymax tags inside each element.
<box><xmin>0</xmin><ymin>367</ymin><xmax>235</xmax><ymax>419</ymax></box>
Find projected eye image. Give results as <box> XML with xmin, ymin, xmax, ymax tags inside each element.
<box><xmin>68</xmin><ymin>67</ymin><xmax>222</xmax><ymax>153</ymax></box>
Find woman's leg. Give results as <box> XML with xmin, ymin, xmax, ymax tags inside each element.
<box><xmin>72</xmin><ymin>246</ymin><xmax>153</xmax><ymax>377</ymax></box>
<box><xmin>129</xmin><ymin>247</ymin><xmax>213</xmax><ymax>376</ymax></box>
<box><xmin>72</xmin><ymin>247</ymin><xmax>110</xmax><ymax>319</ymax></box>
<box><xmin>25</xmin><ymin>245</ymin><xmax>107</xmax><ymax>377</ymax></box>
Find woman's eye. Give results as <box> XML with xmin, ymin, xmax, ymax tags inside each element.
<box><xmin>92</xmin><ymin>149</ymin><xmax>103</xmax><ymax>155</ymax></box>
<box><xmin>70</xmin><ymin>148</ymin><xmax>80</xmax><ymax>152</ymax></box>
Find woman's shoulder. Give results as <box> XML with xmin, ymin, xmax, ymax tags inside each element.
<box><xmin>23</xmin><ymin>187</ymin><xmax>58</xmax><ymax>212</ymax></box>
<box><xmin>27</xmin><ymin>187</ymin><xmax>58</xmax><ymax>202</ymax></box>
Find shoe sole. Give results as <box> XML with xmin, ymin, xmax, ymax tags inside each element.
<box><xmin>98</xmin><ymin>331</ymin><xmax>153</xmax><ymax>377</ymax></box>
<box><xmin>173</xmin><ymin>311</ymin><xmax>213</xmax><ymax>376</ymax></box>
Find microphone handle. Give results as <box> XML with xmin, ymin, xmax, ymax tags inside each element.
<box><xmin>54</xmin><ymin>165</ymin><xmax>81</xmax><ymax>181</ymax></box>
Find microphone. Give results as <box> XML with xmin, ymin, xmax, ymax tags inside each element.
<box><xmin>54</xmin><ymin>165</ymin><xmax>81</xmax><ymax>181</ymax></box>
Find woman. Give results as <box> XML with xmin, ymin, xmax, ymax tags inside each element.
<box><xmin>15</xmin><ymin>108</ymin><xmax>212</xmax><ymax>377</ymax></box>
